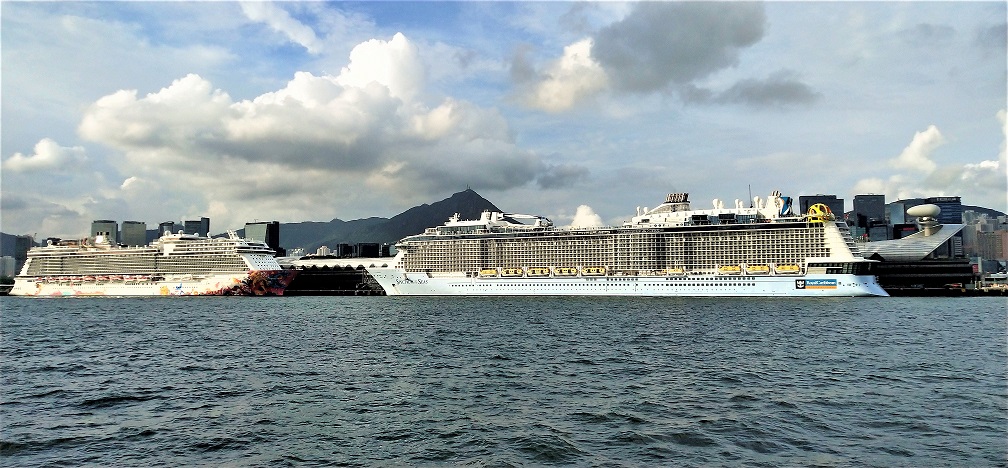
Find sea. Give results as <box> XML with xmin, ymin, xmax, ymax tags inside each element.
<box><xmin>1</xmin><ymin>296</ymin><xmax>1005</xmax><ymax>467</ymax></box>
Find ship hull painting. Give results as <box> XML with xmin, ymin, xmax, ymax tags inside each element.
<box><xmin>11</xmin><ymin>231</ymin><xmax>295</xmax><ymax>297</ymax></box>
<box><xmin>11</xmin><ymin>270</ymin><xmax>296</xmax><ymax>297</ymax></box>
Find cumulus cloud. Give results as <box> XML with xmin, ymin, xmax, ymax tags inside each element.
<box><xmin>240</xmin><ymin>2</ymin><xmax>323</xmax><ymax>54</ymax></box>
<box><xmin>74</xmin><ymin>33</ymin><xmax>553</xmax><ymax>230</ymax></box>
<box><xmin>515</xmin><ymin>3</ymin><xmax>816</xmax><ymax>112</ymax></box>
<box><xmin>592</xmin><ymin>2</ymin><xmax>765</xmax><ymax>92</ymax></box>
<box><xmin>524</xmin><ymin>39</ymin><xmax>608</xmax><ymax>113</ymax></box>
<box><xmin>853</xmin><ymin>115</ymin><xmax>1007</xmax><ymax>211</ymax></box>
<box><xmin>569</xmin><ymin>205</ymin><xmax>604</xmax><ymax>228</ymax></box>
<box><xmin>3</xmin><ymin>138</ymin><xmax>87</xmax><ymax>172</ymax></box>
<box><xmin>336</xmin><ymin>33</ymin><xmax>425</xmax><ymax>102</ymax></box>
<box><xmin>891</xmin><ymin>125</ymin><xmax>944</xmax><ymax>173</ymax></box>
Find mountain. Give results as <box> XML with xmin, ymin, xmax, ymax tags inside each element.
<box><xmin>278</xmin><ymin>188</ymin><xmax>501</xmax><ymax>252</ymax></box>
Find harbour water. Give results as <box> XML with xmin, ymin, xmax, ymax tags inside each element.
<box><xmin>1</xmin><ymin>296</ymin><xmax>1005</xmax><ymax>466</ymax></box>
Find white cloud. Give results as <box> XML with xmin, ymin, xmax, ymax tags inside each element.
<box><xmin>852</xmin><ymin>114</ymin><xmax>1007</xmax><ymax>211</ymax></box>
<box><xmin>336</xmin><ymin>33</ymin><xmax>425</xmax><ymax>102</ymax></box>
<box><xmin>3</xmin><ymin>138</ymin><xmax>87</xmax><ymax>172</ymax></box>
<box><xmin>526</xmin><ymin>39</ymin><xmax>608</xmax><ymax>113</ymax></box>
<box><xmin>71</xmin><ymin>33</ymin><xmax>553</xmax><ymax>231</ymax></box>
<box><xmin>240</xmin><ymin>2</ymin><xmax>323</xmax><ymax>54</ymax></box>
<box><xmin>890</xmin><ymin>124</ymin><xmax>944</xmax><ymax>173</ymax></box>
<box><xmin>569</xmin><ymin>205</ymin><xmax>604</xmax><ymax>228</ymax></box>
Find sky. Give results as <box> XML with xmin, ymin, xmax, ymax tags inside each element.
<box><xmin>2</xmin><ymin>1</ymin><xmax>1006</xmax><ymax>238</ymax></box>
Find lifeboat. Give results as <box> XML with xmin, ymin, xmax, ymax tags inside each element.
<box><xmin>554</xmin><ymin>266</ymin><xmax>579</xmax><ymax>276</ymax></box>
<box><xmin>775</xmin><ymin>264</ymin><xmax>801</xmax><ymax>274</ymax></box>
<box><xmin>479</xmin><ymin>268</ymin><xmax>499</xmax><ymax>277</ymax></box>
<box><xmin>718</xmin><ymin>265</ymin><xmax>742</xmax><ymax>275</ymax></box>
<box><xmin>664</xmin><ymin>267</ymin><xmax>686</xmax><ymax>276</ymax></box>
<box><xmin>500</xmin><ymin>268</ymin><xmax>524</xmax><ymax>277</ymax></box>
<box><xmin>746</xmin><ymin>264</ymin><xmax>770</xmax><ymax>275</ymax></box>
<box><xmin>582</xmin><ymin>266</ymin><xmax>606</xmax><ymax>276</ymax></box>
<box><xmin>526</xmin><ymin>267</ymin><xmax>550</xmax><ymax>277</ymax></box>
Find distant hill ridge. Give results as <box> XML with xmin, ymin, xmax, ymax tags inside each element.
<box><xmin>273</xmin><ymin>188</ymin><xmax>501</xmax><ymax>253</ymax></box>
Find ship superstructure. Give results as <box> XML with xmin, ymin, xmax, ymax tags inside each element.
<box><xmin>11</xmin><ymin>231</ymin><xmax>295</xmax><ymax>296</ymax></box>
<box><xmin>367</xmin><ymin>191</ymin><xmax>888</xmax><ymax>297</ymax></box>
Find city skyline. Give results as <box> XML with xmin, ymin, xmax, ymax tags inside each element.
<box><xmin>2</xmin><ymin>2</ymin><xmax>1006</xmax><ymax>238</ymax></box>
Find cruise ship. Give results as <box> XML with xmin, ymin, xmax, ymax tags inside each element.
<box><xmin>10</xmin><ymin>231</ymin><xmax>295</xmax><ymax>297</ymax></box>
<box><xmin>367</xmin><ymin>191</ymin><xmax>889</xmax><ymax>297</ymax></box>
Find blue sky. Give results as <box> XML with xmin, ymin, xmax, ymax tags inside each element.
<box><xmin>2</xmin><ymin>1</ymin><xmax>1005</xmax><ymax>238</ymax></box>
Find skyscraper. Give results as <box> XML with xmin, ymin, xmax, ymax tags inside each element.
<box><xmin>159</xmin><ymin>221</ymin><xmax>178</xmax><ymax>237</ymax></box>
<box><xmin>14</xmin><ymin>235</ymin><xmax>33</xmax><ymax>275</ymax></box>
<box><xmin>798</xmin><ymin>195</ymin><xmax>844</xmax><ymax>218</ymax></box>
<box><xmin>853</xmin><ymin>194</ymin><xmax>886</xmax><ymax>240</ymax></box>
<box><xmin>121</xmin><ymin>221</ymin><xmax>147</xmax><ymax>246</ymax></box>
<box><xmin>853</xmin><ymin>194</ymin><xmax>886</xmax><ymax>226</ymax></box>
<box><xmin>245</xmin><ymin>221</ymin><xmax>281</xmax><ymax>255</ymax></box>
<box><xmin>925</xmin><ymin>196</ymin><xmax>963</xmax><ymax>225</ymax></box>
<box><xmin>184</xmin><ymin>217</ymin><xmax>210</xmax><ymax>237</ymax></box>
<box><xmin>91</xmin><ymin>220</ymin><xmax>118</xmax><ymax>243</ymax></box>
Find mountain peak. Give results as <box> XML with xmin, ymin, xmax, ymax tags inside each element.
<box><xmin>278</xmin><ymin>189</ymin><xmax>503</xmax><ymax>252</ymax></box>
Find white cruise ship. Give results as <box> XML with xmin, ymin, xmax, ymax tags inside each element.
<box><xmin>11</xmin><ymin>231</ymin><xmax>295</xmax><ymax>297</ymax></box>
<box><xmin>367</xmin><ymin>191</ymin><xmax>889</xmax><ymax>297</ymax></box>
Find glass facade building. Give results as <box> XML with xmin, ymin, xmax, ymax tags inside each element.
<box><xmin>121</xmin><ymin>221</ymin><xmax>147</xmax><ymax>246</ymax></box>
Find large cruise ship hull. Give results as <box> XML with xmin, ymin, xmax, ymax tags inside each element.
<box><xmin>10</xmin><ymin>270</ymin><xmax>295</xmax><ymax>297</ymax></box>
<box><xmin>367</xmin><ymin>268</ymin><xmax>888</xmax><ymax>297</ymax></box>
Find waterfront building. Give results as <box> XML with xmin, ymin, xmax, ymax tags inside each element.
<box><xmin>91</xmin><ymin>220</ymin><xmax>118</xmax><ymax>244</ymax></box>
<box><xmin>1</xmin><ymin>256</ymin><xmax>15</xmax><ymax>277</ymax></box>
<box><xmin>184</xmin><ymin>217</ymin><xmax>210</xmax><ymax>237</ymax></box>
<box><xmin>14</xmin><ymin>235</ymin><xmax>33</xmax><ymax>274</ymax></box>
<box><xmin>853</xmin><ymin>194</ymin><xmax>886</xmax><ymax>240</ymax></box>
<box><xmin>977</xmin><ymin>231</ymin><xmax>1008</xmax><ymax>261</ymax></box>
<box><xmin>121</xmin><ymin>221</ymin><xmax>147</xmax><ymax>247</ymax></box>
<box><xmin>245</xmin><ymin>221</ymin><xmax>282</xmax><ymax>256</ymax></box>
<box><xmin>159</xmin><ymin>221</ymin><xmax>178</xmax><ymax>236</ymax></box>
<box><xmin>798</xmin><ymin>195</ymin><xmax>844</xmax><ymax>219</ymax></box>
<box><xmin>925</xmin><ymin>196</ymin><xmax>963</xmax><ymax>224</ymax></box>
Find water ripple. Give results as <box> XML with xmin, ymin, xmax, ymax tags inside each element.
<box><xmin>1</xmin><ymin>296</ymin><xmax>1005</xmax><ymax>466</ymax></box>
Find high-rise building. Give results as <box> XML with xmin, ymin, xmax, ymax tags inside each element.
<box><xmin>798</xmin><ymin>195</ymin><xmax>844</xmax><ymax>218</ymax></box>
<box><xmin>853</xmin><ymin>194</ymin><xmax>886</xmax><ymax>240</ymax></box>
<box><xmin>184</xmin><ymin>217</ymin><xmax>210</xmax><ymax>237</ymax></box>
<box><xmin>1</xmin><ymin>256</ymin><xmax>16</xmax><ymax>277</ymax></box>
<box><xmin>853</xmin><ymin>194</ymin><xmax>885</xmax><ymax>227</ymax></box>
<box><xmin>977</xmin><ymin>231</ymin><xmax>1008</xmax><ymax>261</ymax></box>
<box><xmin>15</xmin><ymin>235</ymin><xmax>34</xmax><ymax>274</ymax></box>
<box><xmin>245</xmin><ymin>221</ymin><xmax>281</xmax><ymax>255</ymax></box>
<box><xmin>925</xmin><ymin>196</ymin><xmax>963</xmax><ymax>224</ymax></box>
<box><xmin>158</xmin><ymin>221</ymin><xmax>178</xmax><ymax>237</ymax></box>
<box><xmin>91</xmin><ymin>220</ymin><xmax>118</xmax><ymax>243</ymax></box>
<box><xmin>889</xmin><ymin>202</ymin><xmax>906</xmax><ymax>225</ymax></box>
<box><xmin>121</xmin><ymin>221</ymin><xmax>147</xmax><ymax>246</ymax></box>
